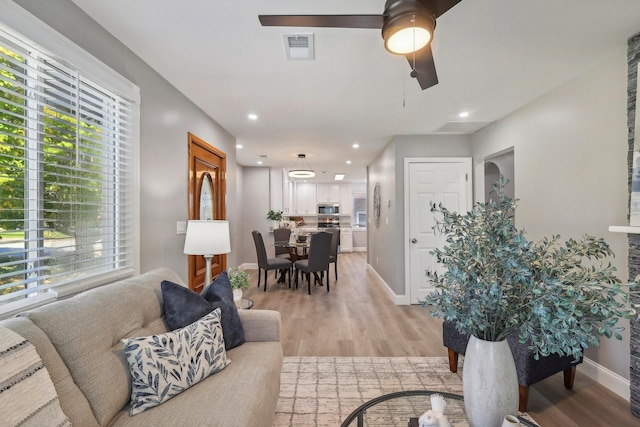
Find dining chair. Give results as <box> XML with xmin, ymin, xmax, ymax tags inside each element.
<box><xmin>294</xmin><ymin>231</ymin><xmax>332</xmax><ymax>295</ymax></box>
<box><xmin>251</xmin><ymin>230</ymin><xmax>292</xmax><ymax>291</ymax></box>
<box><xmin>273</xmin><ymin>228</ymin><xmax>292</xmax><ymax>259</ymax></box>
<box><xmin>326</xmin><ymin>228</ymin><xmax>340</xmax><ymax>280</ymax></box>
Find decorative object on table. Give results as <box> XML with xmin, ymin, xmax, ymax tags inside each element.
<box><xmin>373</xmin><ymin>182</ymin><xmax>381</xmax><ymax>228</ymax></box>
<box><xmin>183</xmin><ymin>220</ymin><xmax>231</xmax><ymax>287</ymax></box>
<box><xmin>422</xmin><ymin>176</ymin><xmax>639</xmax><ymax>427</ymax></box>
<box><xmin>502</xmin><ymin>415</ymin><xmax>521</xmax><ymax>427</ymax></box>
<box><xmin>287</xmin><ymin>153</ymin><xmax>315</xmax><ymax>178</ymax></box>
<box><xmin>228</xmin><ymin>266</ymin><xmax>250</xmax><ymax>308</ymax></box>
<box><xmin>418</xmin><ymin>393</ymin><xmax>451</xmax><ymax>427</ymax></box>
<box><xmin>267</xmin><ymin>209</ymin><xmax>283</xmax><ymax>230</ymax></box>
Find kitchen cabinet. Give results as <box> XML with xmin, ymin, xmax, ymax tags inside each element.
<box><xmin>295</xmin><ymin>182</ymin><xmax>317</xmax><ymax>214</ymax></box>
<box><xmin>339</xmin><ymin>228</ymin><xmax>353</xmax><ymax>253</ymax></box>
<box><xmin>340</xmin><ymin>184</ymin><xmax>352</xmax><ymax>214</ymax></box>
<box><xmin>282</xmin><ymin>172</ymin><xmax>294</xmax><ymax>214</ymax></box>
<box><xmin>316</xmin><ymin>183</ymin><xmax>341</xmax><ymax>202</ymax></box>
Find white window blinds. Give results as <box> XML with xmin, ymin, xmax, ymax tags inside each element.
<box><xmin>0</xmin><ymin>23</ymin><xmax>137</xmax><ymax>310</ymax></box>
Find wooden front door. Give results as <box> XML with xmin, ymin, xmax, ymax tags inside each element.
<box><xmin>188</xmin><ymin>132</ymin><xmax>226</xmax><ymax>292</ymax></box>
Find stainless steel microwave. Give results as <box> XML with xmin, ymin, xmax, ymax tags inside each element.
<box><xmin>318</xmin><ymin>203</ymin><xmax>340</xmax><ymax>215</ymax></box>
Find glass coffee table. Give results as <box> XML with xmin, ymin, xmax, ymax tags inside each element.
<box><xmin>340</xmin><ymin>390</ymin><xmax>537</xmax><ymax>427</ymax></box>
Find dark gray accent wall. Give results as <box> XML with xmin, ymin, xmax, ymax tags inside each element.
<box><xmin>627</xmin><ymin>31</ymin><xmax>640</xmax><ymax>418</ymax></box>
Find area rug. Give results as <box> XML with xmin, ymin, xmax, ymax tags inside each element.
<box><xmin>272</xmin><ymin>356</ymin><xmax>538</xmax><ymax>427</ymax></box>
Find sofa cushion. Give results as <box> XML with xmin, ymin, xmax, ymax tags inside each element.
<box><xmin>0</xmin><ymin>326</ymin><xmax>72</xmax><ymax>427</ymax></box>
<box><xmin>161</xmin><ymin>280</ymin><xmax>214</xmax><ymax>330</ymax></box>
<box><xmin>109</xmin><ymin>341</ymin><xmax>283</xmax><ymax>427</ymax></box>
<box><xmin>122</xmin><ymin>308</ymin><xmax>230</xmax><ymax>416</ymax></box>
<box><xmin>202</xmin><ymin>272</ymin><xmax>245</xmax><ymax>350</ymax></box>
<box><xmin>21</xmin><ymin>268</ymin><xmax>179</xmax><ymax>426</ymax></box>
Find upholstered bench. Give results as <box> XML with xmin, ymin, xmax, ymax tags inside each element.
<box><xmin>443</xmin><ymin>320</ymin><xmax>582</xmax><ymax>411</ymax></box>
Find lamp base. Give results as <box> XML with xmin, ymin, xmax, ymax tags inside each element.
<box><xmin>204</xmin><ymin>255</ymin><xmax>213</xmax><ymax>287</ymax></box>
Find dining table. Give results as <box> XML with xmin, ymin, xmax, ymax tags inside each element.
<box><xmin>274</xmin><ymin>240</ymin><xmax>310</xmax><ymax>284</ymax></box>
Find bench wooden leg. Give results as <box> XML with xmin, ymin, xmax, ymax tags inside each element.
<box><xmin>519</xmin><ymin>384</ymin><xmax>529</xmax><ymax>412</ymax></box>
<box><xmin>447</xmin><ymin>349</ymin><xmax>459</xmax><ymax>373</ymax></box>
<box><xmin>564</xmin><ymin>365</ymin><xmax>576</xmax><ymax>389</ymax></box>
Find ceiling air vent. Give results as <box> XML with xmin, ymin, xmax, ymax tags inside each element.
<box><xmin>283</xmin><ymin>34</ymin><xmax>314</xmax><ymax>60</ymax></box>
<box><xmin>433</xmin><ymin>121</ymin><xmax>494</xmax><ymax>134</ymax></box>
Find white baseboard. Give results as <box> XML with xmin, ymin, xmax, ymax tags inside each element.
<box><xmin>239</xmin><ymin>263</ymin><xmax>257</xmax><ymax>270</ymax></box>
<box><xmin>353</xmin><ymin>247</ymin><xmax>367</xmax><ymax>252</ymax></box>
<box><xmin>581</xmin><ymin>357</ymin><xmax>630</xmax><ymax>401</ymax></box>
<box><xmin>366</xmin><ymin>264</ymin><xmax>410</xmax><ymax>305</ymax></box>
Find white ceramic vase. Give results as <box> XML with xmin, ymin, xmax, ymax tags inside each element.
<box><xmin>463</xmin><ymin>335</ymin><xmax>519</xmax><ymax>427</ymax></box>
<box><xmin>232</xmin><ymin>288</ymin><xmax>243</xmax><ymax>308</ymax></box>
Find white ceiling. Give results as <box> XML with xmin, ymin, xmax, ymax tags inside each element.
<box><xmin>70</xmin><ymin>0</ymin><xmax>640</xmax><ymax>183</ymax></box>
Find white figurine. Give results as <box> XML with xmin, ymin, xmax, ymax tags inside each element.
<box><xmin>418</xmin><ymin>394</ymin><xmax>451</xmax><ymax>427</ymax></box>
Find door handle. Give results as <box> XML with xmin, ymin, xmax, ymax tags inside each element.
<box><xmin>411</xmin><ymin>238</ymin><xmax>417</xmax><ymax>244</ymax></box>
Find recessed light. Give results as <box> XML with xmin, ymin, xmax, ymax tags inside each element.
<box><xmin>334</xmin><ymin>174</ymin><xmax>345</xmax><ymax>181</ymax></box>
<box><xmin>346</xmin><ymin>160</ymin><xmax>352</xmax><ymax>164</ymax></box>
<box><xmin>248</xmin><ymin>113</ymin><xmax>258</xmax><ymax>120</ymax></box>
<box><xmin>236</xmin><ymin>144</ymin><xmax>243</xmax><ymax>149</ymax></box>
<box><xmin>352</xmin><ymin>144</ymin><xmax>359</xmax><ymax>148</ymax></box>
<box><xmin>257</xmin><ymin>161</ymin><xmax>263</xmax><ymax>165</ymax></box>
<box><xmin>458</xmin><ymin>111</ymin><xmax>469</xmax><ymax>118</ymax></box>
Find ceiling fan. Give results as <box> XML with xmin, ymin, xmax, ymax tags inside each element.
<box><xmin>259</xmin><ymin>0</ymin><xmax>461</xmax><ymax>90</ymax></box>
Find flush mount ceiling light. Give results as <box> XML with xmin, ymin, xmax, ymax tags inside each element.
<box><xmin>334</xmin><ymin>174</ymin><xmax>346</xmax><ymax>181</ymax></box>
<box><xmin>288</xmin><ymin>154</ymin><xmax>315</xmax><ymax>179</ymax></box>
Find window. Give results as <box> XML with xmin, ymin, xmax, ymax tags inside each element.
<box><xmin>0</xmin><ymin>18</ymin><xmax>138</xmax><ymax>313</ymax></box>
<box><xmin>353</xmin><ymin>192</ymin><xmax>366</xmax><ymax>227</ymax></box>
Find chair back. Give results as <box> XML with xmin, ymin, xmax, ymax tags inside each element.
<box><xmin>273</xmin><ymin>228</ymin><xmax>291</xmax><ymax>256</ymax></box>
<box><xmin>307</xmin><ymin>232</ymin><xmax>332</xmax><ymax>271</ymax></box>
<box><xmin>326</xmin><ymin>228</ymin><xmax>339</xmax><ymax>257</ymax></box>
<box><xmin>251</xmin><ymin>230</ymin><xmax>267</xmax><ymax>268</ymax></box>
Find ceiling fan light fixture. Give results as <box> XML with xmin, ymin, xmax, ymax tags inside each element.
<box><xmin>288</xmin><ymin>154</ymin><xmax>316</xmax><ymax>179</ymax></box>
<box><xmin>382</xmin><ymin>11</ymin><xmax>434</xmax><ymax>55</ymax></box>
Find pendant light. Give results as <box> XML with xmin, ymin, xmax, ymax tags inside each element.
<box><xmin>288</xmin><ymin>154</ymin><xmax>315</xmax><ymax>179</ymax></box>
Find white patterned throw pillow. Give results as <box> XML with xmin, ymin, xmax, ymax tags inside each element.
<box><xmin>122</xmin><ymin>308</ymin><xmax>230</xmax><ymax>415</ymax></box>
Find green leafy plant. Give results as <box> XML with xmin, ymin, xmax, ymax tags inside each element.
<box><xmin>423</xmin><ymin>176</ymin><xmax>638</xmax><ymax>360</ymax></box>
<box><xmin>267</xmin><ymin>210</ymin><xmax>283</xmax><ymax>222</ymax></box>
<box><xmin>228</xmin><ymin>267</ymin><xmax>250</xmax><ymax>290</ymax></box>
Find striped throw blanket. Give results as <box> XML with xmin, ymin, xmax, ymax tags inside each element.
<box><xmin>0</xmin><ymin>326</ymin><xmax>71</xmax><ymax>427</ymax></box>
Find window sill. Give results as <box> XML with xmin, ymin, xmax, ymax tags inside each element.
<box><xmin>608</xmin><ymin>226</ymin><xmax>640</xmax><ymax>234</ymax></box>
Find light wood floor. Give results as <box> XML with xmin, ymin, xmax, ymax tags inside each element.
<box><xmin>242</xmin><ymin>252</ymin><xmax>640</xmax><ymax>427</ymax></box>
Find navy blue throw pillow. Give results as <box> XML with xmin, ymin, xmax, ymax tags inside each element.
<box><xmin>161</xmin><ymin>280</ymin><xmax>214</xmax><ymax>331</ymax></box>
<box><xmin>202</xmin><ymin>271</ymin><xmax>245</xmax><ymax>350</ymax></box>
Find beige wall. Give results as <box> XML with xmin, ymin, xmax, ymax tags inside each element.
<box><xmin>472</xmin><ymin>47</ymin><xmax>631</xmax><ymax>379</ymax></box>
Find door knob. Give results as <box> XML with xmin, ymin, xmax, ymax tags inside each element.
<box><xmin>411</xmin><ymin>238</ymin><xmax>417</xmax><ymax>244</ymax></box>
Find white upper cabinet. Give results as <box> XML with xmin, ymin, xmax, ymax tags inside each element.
<box><xmin>340</xmin><ymin>183</ymin><xmax>352</xmax><ymax>214</ymax></box>
<box><xmin>282</xmin><ymin>171</ymin><xmax>294</xmax><ymax>214</ymax></box>
<box><xmin>316</xmin><ymin>183</ymin><xmax>341</xmax><ymax>202</ymax></box>
<box><xmin>295</xmin><ymin>182</ymin><xmax>317</xmax><ymax>214</ymax></box>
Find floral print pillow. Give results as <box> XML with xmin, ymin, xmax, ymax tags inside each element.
<box><xmin>122</xmin><ymin>308</ymin><xmax>230</xmax><ymax>415</ymax></box>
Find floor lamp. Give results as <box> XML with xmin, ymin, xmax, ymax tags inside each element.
<box><xmin>183</xmin><ymin>220</ymin><xmax>231</xmax><ymax>287</ymax></box>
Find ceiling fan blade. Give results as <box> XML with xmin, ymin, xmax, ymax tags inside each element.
<box><xmin>406</xmin><ymin>44</ymin><xmax>438</xmax><ymax>90</ymax></box>
<box><xmin>429</xmin><ymin>0</ymin><xmax>463</xmax><ymax>18</ymax></box>
<box><xmin>259</xmin><ymin>15</ymin><xmax>384</xmax><ymax>29</ymax></box>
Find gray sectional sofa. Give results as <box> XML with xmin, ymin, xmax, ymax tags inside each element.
<box><xmin>0</xmin><ymin>268</ymin><xmax>283</xmax><ymax>426</ymax></box>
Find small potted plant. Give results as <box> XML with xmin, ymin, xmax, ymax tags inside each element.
<box><xmin>228</xmin><ymin>267</ymin><xmax>250</xmax><ymax>308</ymax></box>
<box><xmin>423</xmin><ymin>176</ymin><xmax>639</xmax><ymax>426</ymax></box>
<box><xmin>266</xmin><ymin>210</ymin><xmax>283</xmax><ymax>230</ymax></box>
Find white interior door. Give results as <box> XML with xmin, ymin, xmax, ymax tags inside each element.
<box><xmin>408</xmin><ymin>160</ymin><xmax>471</xmax><ymax>304</ymax></box>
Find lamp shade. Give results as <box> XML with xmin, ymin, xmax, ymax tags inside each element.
<box><xmin>183</xmin><ymin>220</ymin><xmax>231</xmax><ymax>256</ymax></box>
